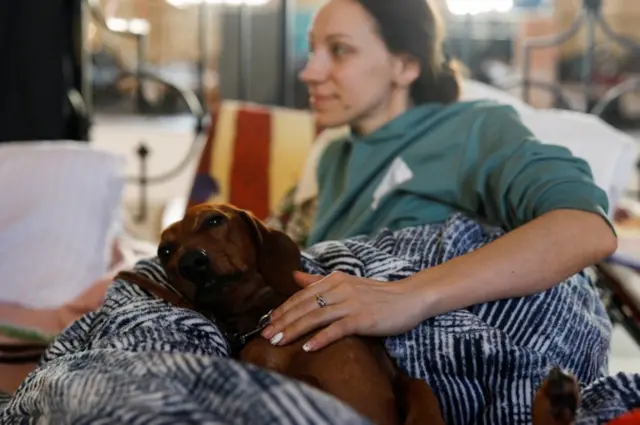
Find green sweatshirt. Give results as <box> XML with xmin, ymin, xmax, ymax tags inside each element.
<box><xmin>306</xmin><ymin>100</ymin><xmax>610</xmax><ymax>247</ymax></box>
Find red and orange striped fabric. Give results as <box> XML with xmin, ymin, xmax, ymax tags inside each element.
<box><xmin>188</xmin><ymin>101</ymin><xmax>318</xmax><ymax>219</ymax></box>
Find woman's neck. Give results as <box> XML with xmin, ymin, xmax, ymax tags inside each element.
<box><xmin>352</xmin><ymin>93</ymin><xmax>414</xmax><ymax>137</ymax></box>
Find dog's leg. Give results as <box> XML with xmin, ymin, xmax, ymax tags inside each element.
<box><xmin>394</xmin><ymin>370</ymin><xmax>445</xmax><ymax>425</ymax></box>
<box><xmin>532</xmin><ymin>367</ymin><xmax>580</xmax><ymax>425</ymax></box>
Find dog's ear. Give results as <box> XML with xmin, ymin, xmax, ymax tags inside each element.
<box><xmin>238</xmin><ymin>210</ymin><xmax>301</xmax><ymax>296</ymax></box>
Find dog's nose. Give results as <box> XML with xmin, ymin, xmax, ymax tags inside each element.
<box><xmin>178</xmin><ymin>250</ymin><xmax>213</xmax><ymax>285</ymax></box>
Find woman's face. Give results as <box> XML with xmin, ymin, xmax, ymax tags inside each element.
<box><xmin>299</xmin><ymin>0</ymin><xmax>419</xmax><ymax>135</ymax></box>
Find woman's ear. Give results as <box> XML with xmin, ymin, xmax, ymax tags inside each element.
<box><xmin>392</xmin><ymin>54</ymin><xmax>420</xmax><ymax>89</ymax></box>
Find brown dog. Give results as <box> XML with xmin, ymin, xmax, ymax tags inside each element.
<box><xmin>116</xmin><ymin>202</ymin><xmax>581</xmax><ymax>425</ymax></box>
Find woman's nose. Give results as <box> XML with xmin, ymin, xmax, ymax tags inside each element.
<box><xmin>299</xmin><ymin>55</ymin><xmax>327</xmax><ymax>84</ymax></box>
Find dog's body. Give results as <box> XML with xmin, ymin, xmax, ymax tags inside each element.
<box><xmin>241</xmin><ymin>333</ymin><xmax>434</xmax><ymax>425</ymax></box>
<box><xmin>117</xmin><ymin>202</ymin><xmax>580</xmax><ymax>425</ymax></box>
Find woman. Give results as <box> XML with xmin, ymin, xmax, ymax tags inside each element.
<box><xmin>261</xmin><ymin>0</ymin><xmax>617</xmax><ymax>352</ymax></box>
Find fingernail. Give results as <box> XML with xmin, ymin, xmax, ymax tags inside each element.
<box><xmin>262</xmin><ymin>326</ymin><xmax>274</xmax><ymax>339</ymax></box>
<box><xmin>302</xmin><ymin>341</ymin><xmax>314</xmax><ymax>352</ymax></box>
<box><xmin>270</xmin><ymin>332</ymin><xmax>283</xmax><ymax>345</ymax></box>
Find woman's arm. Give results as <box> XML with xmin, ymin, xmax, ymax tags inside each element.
<box><xmin>261</xmin><ymin>208</ymin><xmax>616</xmax><ymax>351</ymax></box>
<box><xmin>262</xmin><ymin>107</ymin><xmax>618</xmax><ymax>351</ymax></box>
<box><xmin>408</xmin><ymin>208</ymin><xmax>617</xmax><ymax>318</ymax></box>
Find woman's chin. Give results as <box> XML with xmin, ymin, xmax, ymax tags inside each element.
<box><xmin>312</xmin><ymin>111</ymin><xmax>350</xmax><ymax>130</ymax></box>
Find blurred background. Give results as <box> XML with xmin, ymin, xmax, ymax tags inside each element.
<box><xmin>27</xmin><ymin>0</ymin><xmax>639</xmax><ymax>120</ymax></box>
<box><xmin>71</xmin><ymin>0</ymin><xmax>640</xmax><ymax>118</ymax></box>
<box><xmin>3</xmin><ymin>0</ymin><xmax>640</xmax><ymax>233</ymax></box>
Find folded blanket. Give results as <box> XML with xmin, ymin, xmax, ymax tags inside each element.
<box><xmin>1</xmin><ymin>213</ymin><xmax>639</xmax><ymax>425</ymax></box>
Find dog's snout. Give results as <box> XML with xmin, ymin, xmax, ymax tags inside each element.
<box><xmin>178</xmin><ymin>250</ymin><xmax>213</xmax><ymax>285</ymax></box>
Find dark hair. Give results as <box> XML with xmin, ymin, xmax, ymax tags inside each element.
<box><xmin>354</xmin><ymin>0</ymin><xmax>462</xmax><ymax>105</ymax></box>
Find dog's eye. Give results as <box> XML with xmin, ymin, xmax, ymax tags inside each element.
<box><xmin>204</xmin><ymin>214</ymin><xmax>226</xmax><ymax>229</ymax></box>
<box><xmin>157</xmin><ymin>244</ymin><xmax>174</xmax><ymax>263</ymax></box>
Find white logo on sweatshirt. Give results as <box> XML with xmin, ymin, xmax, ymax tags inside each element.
<box><xmin>371</xmin><ymin>157</ymin><xmax>414</xmax><ymax>210</ymax></box>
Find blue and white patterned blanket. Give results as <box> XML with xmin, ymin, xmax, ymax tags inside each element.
<box><xmin>1</xmin><ymin>214</ymin><xmax>639</xmax><ymax>425</ymax></box>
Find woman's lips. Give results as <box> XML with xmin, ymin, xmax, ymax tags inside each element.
<box><xmin>310</xmin><ymin>94</ymin><xmax>336</xmax><ymax>107</ymax></box>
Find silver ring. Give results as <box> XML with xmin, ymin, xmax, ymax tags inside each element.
<box><xmin>316</xmin><ymin>294</ymin><xmax>328</xmax><ymax>308</ymax></box>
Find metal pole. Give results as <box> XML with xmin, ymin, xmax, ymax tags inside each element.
<box><xmin>582</xmin><ymin>11</ymin><xmax>596</xmax><ymax>111</ymax></box>
<box><xmin>196</xmin><ymin>0</ymin><xmax>208</xmax><ymax>134</ymax></box>
<box><xmin>135</xmin><ymin>143</ymin><xmax>150</xmax><ymax>223</ymax></box>
<box><xmin>280</xmin><ymin>0</ymin><xmax>295</xmax><ymax>107</ymax></box>
<box><xmin>80</xmin><ymin>0</ymin><xmax>93</xmax><ymax>135</ymax></box>
<box><xmin>198</xmin><ymin>0</ymin><xmax>208</xmax><ymax>108</ymax></box>
<box><xmin>581</xmin><ymin>0</ymin><xmax>602</xmax><ymax>111</ymax></box>
<box><xmin>135</xmin><ymin>33</ymin><xmax>148</xmax><ymax>112</ymax></box>
<box><xmin>236</xmin><ymin>4</ymin><xmax>249</xmax><ymax>100</ymax></box>
<box><xmin>241</xmin><ymin>4</ymin><xmax>252</xmax><ymax>101</ymax></box>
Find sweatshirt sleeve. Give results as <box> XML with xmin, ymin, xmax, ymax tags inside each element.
<box><xmin>468</xmin><ymin>105</ymin><xmax>613</xmax><ymax>232</ymax></box>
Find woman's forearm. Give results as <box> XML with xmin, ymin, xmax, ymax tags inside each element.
<box><xmin>409</xmin><ymin>209</ymin><xmax>618</xmax><ymax>318</ymax></box>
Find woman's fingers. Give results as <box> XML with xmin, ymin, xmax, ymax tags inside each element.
<box><xmin>271</xmin><ymin>303</ymin><xmax>351</xmax><ymax>346</ymax></box>
<box><xmin>263</xmin><ymin>288</ymin><xmax>342</xmax><ymax>340</ymax></box>
<box><xmin>270</xmin><ymin>278</ymin><xmax>327</xmax><ymax>321</ymax></box>
<box><xmin>293</xmin><ymin>271</ymin><xmax>324</xmax><ymax>288</ymax></box>
<box><xmin>271</xmin><ymin>272</ymin><xmax>342</xmax><ymax>320</ymax></box>
<box><xmin>301</xmin><ymin>316</ymin><xmax>360</xmax><ymax>352</ymax></box>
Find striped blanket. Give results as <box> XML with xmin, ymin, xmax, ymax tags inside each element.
<box><xmin>1</xmin><ymin>214</ymin><xmax>639</xmax><ymax>425</ymax></box>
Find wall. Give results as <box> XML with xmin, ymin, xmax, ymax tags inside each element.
<box><xmin>91</xmin><ymin>0</ymin><xmax>222</xmax><ymax>68</ymax></box>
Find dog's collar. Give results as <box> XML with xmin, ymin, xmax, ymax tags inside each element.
<box><xmin>228</xmin><ymin>310</ymin><xmax>273</xmax><ymax>349</ymax></box>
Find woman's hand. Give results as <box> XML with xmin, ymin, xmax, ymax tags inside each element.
<box><xmin>260</xmin><ymin>271</ymin><xmax>428</xmax><ymax>352</ymax></box>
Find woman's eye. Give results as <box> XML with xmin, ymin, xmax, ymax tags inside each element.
<box><xmin>330</xmin><ymin>44</ymin><xmax>350</xmax><ymax>57</ymax></box>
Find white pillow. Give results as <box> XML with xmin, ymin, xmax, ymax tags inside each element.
<box><xmin>518</xmin><ymin>109</ymin><xmax>638</xmax><ymax>216</ymax></box>
<box><xmin>460</xmin><ymin>79</ymin><xmax>535</xmax><ymax>116</ymax></box>
<box><xmin>461</xmin><ymin>79</ymin><xmax>637</xmax><ymax>214</ymax></box>
<box><xmin>0</xmin><ymin>142</ymin><xmax>125</xmax><ymax>308</ymax></box>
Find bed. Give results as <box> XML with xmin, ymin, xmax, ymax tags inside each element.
<box><xmin>1</xmin><ymin>79</ymin><xmax>639</xmax><ymax>424</ymax></box>
<box><xmin>2</xmin><ymin>215</ymin><xmax>640</xmax><ymax>425</ymax></box>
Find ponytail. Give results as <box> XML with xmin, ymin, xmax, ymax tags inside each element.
<box><xmin>355</xmin><ymin>0</ymin><xmax>463</xmax><ymax>105</ymax></box>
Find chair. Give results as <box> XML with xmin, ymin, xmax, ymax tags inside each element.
<box><xmin>186</xmin><ymin>100</ymin><xmax>317</xmax><ymax>220</ymax></box>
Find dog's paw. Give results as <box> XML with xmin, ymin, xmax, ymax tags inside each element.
<box><xmin>543</xmin><ymin>367</ymin><xmax>580</xmax><ymax>423</ymax></box>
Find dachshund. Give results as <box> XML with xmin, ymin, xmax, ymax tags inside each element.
<box><xmin>116</xmin><ymin>202</ymin><xmax>582</xmax><ymax>425</ymax></box>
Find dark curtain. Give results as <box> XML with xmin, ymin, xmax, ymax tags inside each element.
<box><xmin>0</xmin><ymin>0</ymin><xmax>86</xmax><ymax>142</ymax></box>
